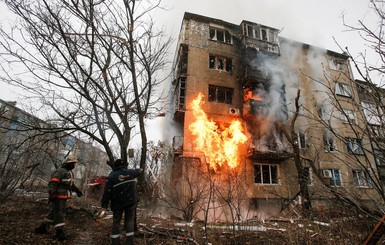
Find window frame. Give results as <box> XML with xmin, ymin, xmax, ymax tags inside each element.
<box><xmin>361</xmin><ymin>101</ymin><xmax>382</xmax><ymax>126</ymax></box>
<box><xmin>209</xmin><ymin>55</ymin><xmax>233</xmax><ymax>72</ymax></box>
<box><xmin>208</xmin><ymin>85</ymin><xmax>234</xmax><ymax>104</ymax></box>
<box><xmin>335</xmin><ymin>82</ymin><xmax>352</xmax><ymax>97</ymax></box>
<box><xmin>352</xmin><ymin>169</ymin><xmax>372</xmax><ymax>188</ymax></box>
<box><xmin>209</xmin><ymin>27</ymin><xmax>233</xmax><ymax>44</ymax></box>
<box><xmin>254</xmin><ymin>163</ymin><xmax>279</xmax><ymax>185</ymax></box>
<box><xmin>373</xmin><ymin>144</ymin><xmax>385</xmax><ymax>166</ymax></box>
<box><xmin>324</xmin><ymin>168</ymin><xmax>342</xmax><ymax>187</ymax></box>
<box><xmin>341</xmin><ymin>109</ymin><xmax>356</xmax><ymax>124</ymax></box>
<box><xmin>329</xmin><ymin>59</ymin><xmax>346</xmax><ymax>71</ymax></box>
<box><xmin>323</xmin><ymin>133</ymin><xmax>337</xmax><ymax>152</ymax></box>
<box><xmin>346</xmin><ymin>137</ymin><xmax>364</xmax><ymax>155</ymax></box>
<box><xmin>297</xmin><ymin>132</ymin><xmax>307</xmax><ymax>149</ymax></box>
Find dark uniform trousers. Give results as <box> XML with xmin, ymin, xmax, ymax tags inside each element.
<box><xmin>111</xmin><ymin>203</ymin><xmax>135</xmax><ymax>244</ymax></box>
<box><xmin>46</xmin><ymin>199</ymin><xmax>67</xmax><ymax>229</ymax></box>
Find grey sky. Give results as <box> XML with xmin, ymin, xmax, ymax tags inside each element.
<box><xmin>0</xmin><ymin>0</ymin><xmax>377</xmax><ymax>102</ymax></box>
<box><xmin>158</xmin><ymin>0</ymin><xmax>373</xmax><ymax>52</ymax></box>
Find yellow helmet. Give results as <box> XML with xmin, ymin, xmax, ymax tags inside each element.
<box><xmin>64</xmin><ymin>155</ymin><xmax>78</xmax><ymax>164</ymax></box>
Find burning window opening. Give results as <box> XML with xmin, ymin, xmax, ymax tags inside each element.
<box><xmin>189</xmin><ymin>93</ymin><xmax>247</xmax><ymax>171</ymax></box>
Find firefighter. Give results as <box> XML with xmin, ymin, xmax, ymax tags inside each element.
<box><xmin>101</xmin><ymin>159</ymin><xmax>142</xmax><ymax>245</ymax></box>
<box><xmin>34</xmin><ymin>155</ymin><xmax>83</xmax><ymax>241</ymax></box>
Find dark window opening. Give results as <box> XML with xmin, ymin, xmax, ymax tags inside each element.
<box><xmin>261</xmin><ymin>29</ymin><xmax>268</xmax><ymax>41</ymax></box>
<box><xmin>209</xmin><ymin>55</ymin><xmax>233</xmax><ymax>72</ymax></box>
<box><xmin>247</xmin><ymin>25</ymin><xmax>253</xmax><ymax>37</ymax></box>
<box><xmin>209</xmin><ymin>28</ymin><xmax>232</xmax><ymax>44</ymax></box>
<box><xmin>298</xmin><ymin>133</ymin><xmax>306</xmax><ymax>149</ymax></box>
<box><xmin>209</xmin><ymin>29</ymin><xmax>216</xmax><ymax>40</ymax></box>
<box><xmin>254</xmin><ymin>164</ymin><xmax>278</xmax><ymax>184</ymax></box>
<box><xmin>216</xmin><ymin>30</ymin><xmax>224</xmax><ymax>42</ymax></box>
<box><xmin>208</xmin><ymin>85</ymin><xmax>233</xmax><ymax>104</ymax></box>
<box><xmin>225</xmin><ymin>32</ymin><xmax>232</xmax><ymax>43</ymax></box>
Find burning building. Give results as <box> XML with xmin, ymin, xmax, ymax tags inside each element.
<box><xmin>169</xmin><ymin>12</ymin><xmax>381</xmax><ymax>222</ymax></box>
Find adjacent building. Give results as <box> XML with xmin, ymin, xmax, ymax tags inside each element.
<box><xmin>0</xmin><ymin>99</ymin><xmax>109</xmax><ymax>193</ymax></box>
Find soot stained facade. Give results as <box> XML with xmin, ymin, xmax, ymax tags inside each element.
<box><xmin>169</xmin><ymin>12</ymin><xmax>381</xmax><ymax>221</ymax></box>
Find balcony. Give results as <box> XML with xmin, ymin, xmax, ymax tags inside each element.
<box><xmin>242</xmin><ymin>37</ymin><xmax>280</xmax><ymax>54</ymax></box>
<box><xmin>247</xmin><ymin>148</ymin><xmax>291</xmax><ymax>162</ymax></box>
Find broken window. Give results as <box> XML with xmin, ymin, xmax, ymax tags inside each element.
<box><xmin>261</xmin><ymin>28</ymin><xmax>268</xmax><ymax>41</ymax></box>
<box><xmin>361</xmin><ymin>101</ymin><xmax>382</xmax><ymax>125</ymax></box>
<box><xmin>323</xmin><ymin>169</ymin><xmax>342</xmax><ymax>187</ymax></box>
<box><xmin>335</xmin><ymin>82</ymin><xmax>352</xmax><ymax>97</ymax></box>
<box><xmin>340</xmin><ymin>109</ymin><xmax>356</xmax><ymax>124</ymax></box>
<box><xmin>209</xmin><ymin>27</ymin><xmax>233</xmax><ymax>44</ymax></box>
<box><xmin>297</xmin><ymin>132</ymin><xmax>307</xmax><ymax>149</ymax></box>
<box><xmin>328</xmin><ymin>59</ymin><xmax>346</xmax><ymax>71</ymax></box>
<box><xmin>254</xmin><ymin>164</ymin><xmax>278</xmax><ymax>184</ymax></box>
<box><xmin>225</xmin><ymin>58</ymin><xmax>232</xmax><ymax>72</ymax></box>
<box><xmin>353</xmin><ymin>169</ymin><xmax>371</xmax><ymax>188</ymax></box>
<box><xmin>208</xmin><ymin>55</ymin><xmax>233</xmax><ymax>72</ymax></box>
<box><xmin>217</xmin><ymin>57</ymin><xmax>224</xmax><ymax>70</ymax></box>
<box><xmin>225</xmin><ymin>31</ymin><xmax>232</xmax><ymax>44</ymax></box>
<box><xmin>209</xmin><ymin>55</ymin><xmax>216</xmax><ymax>69</ymax></box>
<box><xmin>247</xmin><ymin>25</ymin><xmax>254</xmax><ymax>38</ymax></box>
<box><xmin>208</xmin><ymin>85</ymin><xmax>233</xmax><ymax>104</ymax></box>
<box><xmin>209</xmin><ymin>29</ymin><xmax>216</xmax><ymax>40</ymax></box>
<box><xmin>346</xmin><ymin>138</ymin><xmax>364</xmax><ymax>155</ymax></box>
<box><xmin>323</xmin><ymin>134</ymin><xmax>337</xmax><ymax>152</ymax></box>
<box><xmin>373</xmin><ymin>143</ymin><xmax>385</xmax><ymax>166</ymax></box>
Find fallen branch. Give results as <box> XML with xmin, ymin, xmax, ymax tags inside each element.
<box><xmin>139</xmin><ymin>224</ymin><xmax>198</xmax><ymax>244</ymax></box>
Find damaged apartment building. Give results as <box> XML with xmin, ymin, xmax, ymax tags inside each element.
<box><xmin>170</xmin><ymin>12</ymin><xmax>383</xmax><ymax>221</ymax></box>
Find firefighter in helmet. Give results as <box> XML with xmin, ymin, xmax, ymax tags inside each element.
<box><xmin>101</xmin><ymin>159</ymin><xmax>142</xmax><ymax>245</ymax></box>
<box><xmin>34</xmin><ymin>155</ymin><xmax>83</xmax><ymax>241</ymax></box>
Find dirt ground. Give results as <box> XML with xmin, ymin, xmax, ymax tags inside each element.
<box><xmin>0</xmin><ymin>193</ymin><xmax>382</xmax><ymax>245</ymax></box>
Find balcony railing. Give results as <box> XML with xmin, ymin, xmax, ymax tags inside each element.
<box><xmin>242</xmin><ymin>37</ymin><xmax>280</xmax><ymax>54</ymax></box>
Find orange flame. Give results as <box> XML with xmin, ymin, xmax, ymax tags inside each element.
<box><xmin>243</xmin><ymin>88</ymin><xmax>264</xmax><ymax>102</ymax></box>
<box><xmin>189</xmin><ymin>93</ymin><xmax>247</xmax><ymax>171</ymax></box>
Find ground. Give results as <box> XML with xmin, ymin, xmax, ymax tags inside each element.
<box><xmin>0</xmin><ymin>193</ymin><xmax>382</xmax><ymax>244</ymax></box>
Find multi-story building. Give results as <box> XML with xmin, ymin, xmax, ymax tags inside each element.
<box><xmin>0</xmin><ymin>99</ymin><xmax>109</xmax><ymax>194</ymax></box>
<box><xmin>170</xmin><ymin>12</ymin><xmax>382</xmax><ymax>221</ymax></box>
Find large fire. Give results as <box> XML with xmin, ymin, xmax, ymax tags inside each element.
<box><xmin>188</xmin><ymin>93</ymin><xmax>247</xmax><ymax>171</ymax></box>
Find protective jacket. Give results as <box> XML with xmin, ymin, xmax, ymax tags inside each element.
<box><xmin>48</xmin><ymin>167</ymin><xmax>79</xmax><ymax>199</ymax></box>
<box><xmin>101</xmin><ymin>166</ymin><xmax>141</xmax><ymax>211</ymax></box>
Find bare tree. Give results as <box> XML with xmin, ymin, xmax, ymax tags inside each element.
<box><xmin>276</xmin><ymin>89</ymin><xmax>312</xmax><ymax>217</ymax></box>
<box><xmin>0</xmin><ymin>101</ymin><xmax>63</xmax><ymax>201</ymax></box>
<box><xmin>0</xmin><ymin>0</ymin><xmax>172</xmax><ymax>185</ymax></box>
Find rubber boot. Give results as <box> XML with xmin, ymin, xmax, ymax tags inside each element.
<box><xmin>54</xmin><ymin>228</ymin><xmax>68</xmax><ymax>241</ymax></box>
<box><xmin>34</xmin><ymin>223</ymin><xmax>49</xmax><ymax>234</ymax></box>
<box><xmin>111</xmin><ymin>237</ymin><xmax>120</xmax><ymax>245</ymax></box>
<box><xmin>125</xmin><ymin>236</ymin><xmax>134</xmax><ymax>245</ymax></box>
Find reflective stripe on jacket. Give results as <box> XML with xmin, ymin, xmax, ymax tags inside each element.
<box><xmin>101</xmin><ymin>166</ymin><xmax>141</xmax><ymax>210</ymax></box>
<box><xmin>48</xmin><ymin>167</ymin><xmax>75</xmax><ymax>199</ymax></box>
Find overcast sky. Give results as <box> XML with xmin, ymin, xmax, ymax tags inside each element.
<box><xmin>158</xmin><ymin>0</ymin><xmax>374</xmax><ymax>51</ymax></box>
<box><xmin>0</xmin><ymin>0</ymin><xmax>377</xmax><ymax>102</ymax></box>
<box><xmin>0</xmin><ymin>0</ymin><xmax>379</xmax><ymax>144</ymax></box>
